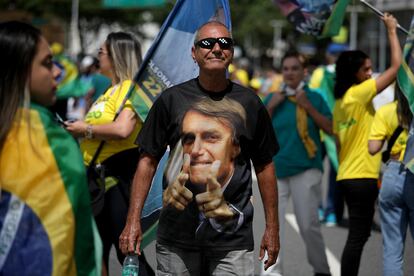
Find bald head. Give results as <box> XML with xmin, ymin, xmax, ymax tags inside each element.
<box><xmin>194</xmin><ymin>21</ymin><xmax>231</xmax><ymax>44</ymax></box>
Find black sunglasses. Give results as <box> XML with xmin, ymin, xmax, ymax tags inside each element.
<box><xmin>194</xmin><ymin>37</ymin><xmax>234</xmax><ymax>50</ymax></box>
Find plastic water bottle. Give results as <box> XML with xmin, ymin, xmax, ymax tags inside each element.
<box><xmin>122</xmin><ymin>254</ymin><xmax>139</xmax><ymax>276</ymax></box>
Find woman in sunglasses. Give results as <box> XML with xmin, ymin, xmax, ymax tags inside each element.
<box><xmin>65</xmin><ymin>32</ymin><xmax>154</xmax><ymax>275</ymax></box>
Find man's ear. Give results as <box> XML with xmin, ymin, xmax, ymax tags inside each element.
<box><xmin>191</xmin><ymin>46</ymin><xmax>196</xmax><ymax>61</ymax></box>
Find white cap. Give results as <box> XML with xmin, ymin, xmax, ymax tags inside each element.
<box><xmin>80</xmin><ymin>56</ymin><xmax>94</xmax><ymax>70</ymax></box>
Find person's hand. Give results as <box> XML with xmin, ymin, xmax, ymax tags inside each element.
<box><xmin>267</xmin><ymin>92</ymin><xmax>286</xmax><ymax>110</ymax></box>
<box><xmin>259</xmin><ymin>223</ymin><xmax>280</xmax><ymax>271</ymax></box>
<box><xmin>195</xmin><ymin>160</ymin><xmax>234</xmax><ymax>220</ymax></box>
<box><xmin>119</xmin><ymin>217</ymin><xmax>142</xmax><ymax>255</ymax></box>
<box><xmin>65</xmin><ymin>120</ymin><xmax>88</xmax><ymax>138</ymax></box>
<box><xmin>295</xmin><ymin>89</ymin><xmax>312</xmax><ymax>110</ymax></box>
<box><xmin>163</xmin><ymin>154</ymin><xmax>193</xmax><ymax>210</ymax></box>
<box><xmin>382</xmin><ymin>13</ymin><xmax>398</xmax><ymax>33</ymax></box>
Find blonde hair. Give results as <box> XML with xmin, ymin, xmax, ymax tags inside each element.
<box><xmin>105</xmin><ymin>32</ymin><xmax>142</xmax><ymax>83</ymax></box>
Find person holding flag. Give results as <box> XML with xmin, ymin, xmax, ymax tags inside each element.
<box><xmin>120</xmin><ymin>21</ymin><xmax>280</xmax><ymax>275</ymax></box>
<box><xmin>0</xmin><ymin>21</ymin><xmax>101</xmax><ymax>275</ymax></box>
<box><xmin>333</xmin><ymin>13</ymin><xmax>402</xmax><ymax>276</ymax></box>
<box><xmin>65</xmin><ymin>32</ymin><xmax>154</xmax><ymax>275</ymax></box>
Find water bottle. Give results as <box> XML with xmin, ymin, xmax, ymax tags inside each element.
<box><xmin>122</xmin><ymin>254</ymin><xmax>139</xmax><ymax>276</ymax></box>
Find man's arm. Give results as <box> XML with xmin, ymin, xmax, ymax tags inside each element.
<box><xmin>119</xmin><ymin>153</ymin><xmax>158</xmax><ymax>255</ymax></box>
<box><xmin>255</xmin><ymin>161</ymin><xmax>280</xmax><ymax>271</ymax></box>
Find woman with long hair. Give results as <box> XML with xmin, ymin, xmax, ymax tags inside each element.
<box><xmin>368</xmin><ymin>85</ymin><xmax>413</xmax><ymax>276</ymax></box>
<box><xmin>333</xmin><ymin>13</ymin><xmax>402</xmax><ymax>276</ymax></box>
<box><xmin>0</xmin><ymin>21</ymin><xmax>100</xmax><ymax>275</ymax></box>
<box><xmin>65</xmin><ymin>32</ymin><xmax>154</xmax><ymax>275</ymax></box>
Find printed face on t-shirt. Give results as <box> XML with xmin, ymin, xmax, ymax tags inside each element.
<box><xmin>181</xmin><ymin>110</ymin><xmax>239</xmax><ymax>186</ymax></box>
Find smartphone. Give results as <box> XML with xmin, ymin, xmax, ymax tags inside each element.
<box><xmin>55</xmin><ymin>113</ymin><xmax>67</xmax><ymax>127</ymax></box>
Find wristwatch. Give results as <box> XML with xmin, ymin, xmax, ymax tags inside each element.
<box><xmin>85</xmin><ymin>124</ymin><xmax>94</xmax><ymax>139</ymax></box>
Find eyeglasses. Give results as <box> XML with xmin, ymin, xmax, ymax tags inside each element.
<box><xmin>194</xmin><ymin>37</ymin><xmax>234</xmax><ymax>50</ymax></box>
<box><xmin>98</xmin><ymin>48</ymin><xmax>110</xmax><ymax>57</ymax></box>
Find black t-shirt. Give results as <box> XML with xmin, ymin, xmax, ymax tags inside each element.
<box><xmin>136</xmin><ymin>78</ymin><xmax>279</xmax><ymax>250</ymax></box>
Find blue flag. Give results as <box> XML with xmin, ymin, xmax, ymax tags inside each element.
<box><xmin>130</xmin><ymin>0</ymin><xmax>232</xmax><ymax>249</ymax></box>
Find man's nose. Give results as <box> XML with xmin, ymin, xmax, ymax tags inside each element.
<box><xmin>191</xmin><ymin>137</ymin><xmax>203</xmax><ymax>155</ymax></box>
<box><xmin>212</xmin><ymin>42</ymin><xmax>222</xmax><ymax>53</ymax></box>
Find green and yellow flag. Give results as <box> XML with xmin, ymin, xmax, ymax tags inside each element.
<box><xmin>398</xmin><ymin>16</ymin><xmax>414</xmax><ymax>113</ymax></box>
<box><xmin>54</xmin><ymin>54</ymin><xmax>93</xmax><ymax>100</ymax></box>
<box><xmin>0</xmin><ymin>103</ymin><xmax>102</xmax><ymax>275</ymax></box>
<box><xmin>399</xmin><ymin>16</ymin><xmax>414</xmax><ymax>172</ymax></box>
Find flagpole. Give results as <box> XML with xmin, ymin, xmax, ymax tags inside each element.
<box><xmin>360</xmin><ymin>0</ymin><xmax>409</xmax><ymax>35</ymax></box>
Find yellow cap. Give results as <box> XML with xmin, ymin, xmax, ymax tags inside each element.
<box><xmin>228</xmin><ymin>63</ymin><xmax>235</xmax><ymax>73</ymax></box>
<box><xmin>51</xmin><ymin>42</ymin><xmax>63</xmax><ymax>55</ymax></box>
<box><xmin>250</xmin><ymin>78</ymin><xmax>262</xmax><ymax>90</ymax></box>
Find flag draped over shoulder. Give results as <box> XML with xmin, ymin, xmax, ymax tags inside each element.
<box><xmin>126</xmin><ymin>0</ymin><xmax>231</xmax><ymax>122</ymax></box>
<box><xmin>121</xmin><ymin>0</ymin><xmax>231</xmax><ymax>249</ymax></box>
<box><xmin>274</xmin><ymin>0</ymin><xmax>349</xmax><ymax>37</ymax></box>
<box><xmin>0</xmin><ymin>103</ymin><xmax>101</xmax><ymax>275</ymax></box>
<box><xmin>399</xmin><ymin>16</ymin><xmax>414</xmax><ymax>172</ymax></box>
<box><xmin>310</xmin><ymin>67</ymin><xmax>338</xmax><ymax>169</ymax></box>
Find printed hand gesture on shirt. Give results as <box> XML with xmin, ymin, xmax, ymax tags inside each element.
<box><xmin>163</xmin><ymin>154</ymin><xmax>193</xmax><ymax>210</ymax></box>
<box><xmin>195</xmin><ymin>160</ymin><xmax>234</xmax><ymax>220</ymax></box>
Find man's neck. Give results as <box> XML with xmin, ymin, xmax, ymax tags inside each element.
<box><xmin>198</xmin><ymin>72</ymin><xmax>229</xmax><ymax>92</ymax></box>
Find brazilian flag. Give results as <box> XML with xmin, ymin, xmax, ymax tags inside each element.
<box><xmin>398</xmin><ymin>16</ymin><xmax>414</xmax><ymax>113</ymax></box>
<box><xmin>54</xmin><ymin>55</ymin><xmax>93</xmax><ymax>100</ymax></box>
<box><xmin>0</xmin><ymin>103</ymin><xmax>102</xmax><ymax>275</ymax></box>
<box><xmin>399</xmin><ymin>16</ymin><xmax>414</xmax><ymax>172</ymax></box>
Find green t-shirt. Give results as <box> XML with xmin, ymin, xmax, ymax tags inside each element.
<box><xmin>264</xmin><ymin>86</ymin><xmax>332</xmax><ymax>178</ymax></box>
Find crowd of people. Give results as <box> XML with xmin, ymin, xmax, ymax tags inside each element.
<box><xmin>1</xmin><ymin>10</ymin><xmax>413</xmax><ymax>276</ymax></box>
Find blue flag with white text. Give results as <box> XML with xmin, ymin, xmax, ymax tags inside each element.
<box><xmin>128</xmin><ymin>0</ymin><xmax>232</xmax><ymax>249</ymax></box>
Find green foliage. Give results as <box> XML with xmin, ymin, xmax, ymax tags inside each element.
<box><xmin>230</xmin><ymin>0</ymin><xmax>283</xmax><ymax>51</ymax></box>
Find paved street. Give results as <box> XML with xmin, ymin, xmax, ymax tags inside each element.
<box><xmin>110</xmin><ymin>160</ymin><xmax>414</xmax><ymax>275</ymax></box>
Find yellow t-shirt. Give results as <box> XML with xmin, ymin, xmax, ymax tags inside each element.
<box><xmin>333</xmin><ymin>78</ymin><xmax>381</xmax><ymax>180</ymax></box>
<box><xmin>309</xmin><ymin>67</ymin><xmax>324</xmax><ymax>89</ymax></box>
<box><xmin>81</xmin><ymin>80</ymin><xmax>142</xmax><ymax>165</ymax></box>
<box><xmin>369</xmin><ymin>101</ymin><xmax>407</xmax><ymax>161</ymax></box>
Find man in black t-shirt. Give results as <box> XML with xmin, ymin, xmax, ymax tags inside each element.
<box><xmin>120</xmin><ymin>21</ymin><xmax>280</xmax><ymax>275</ymax></box>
